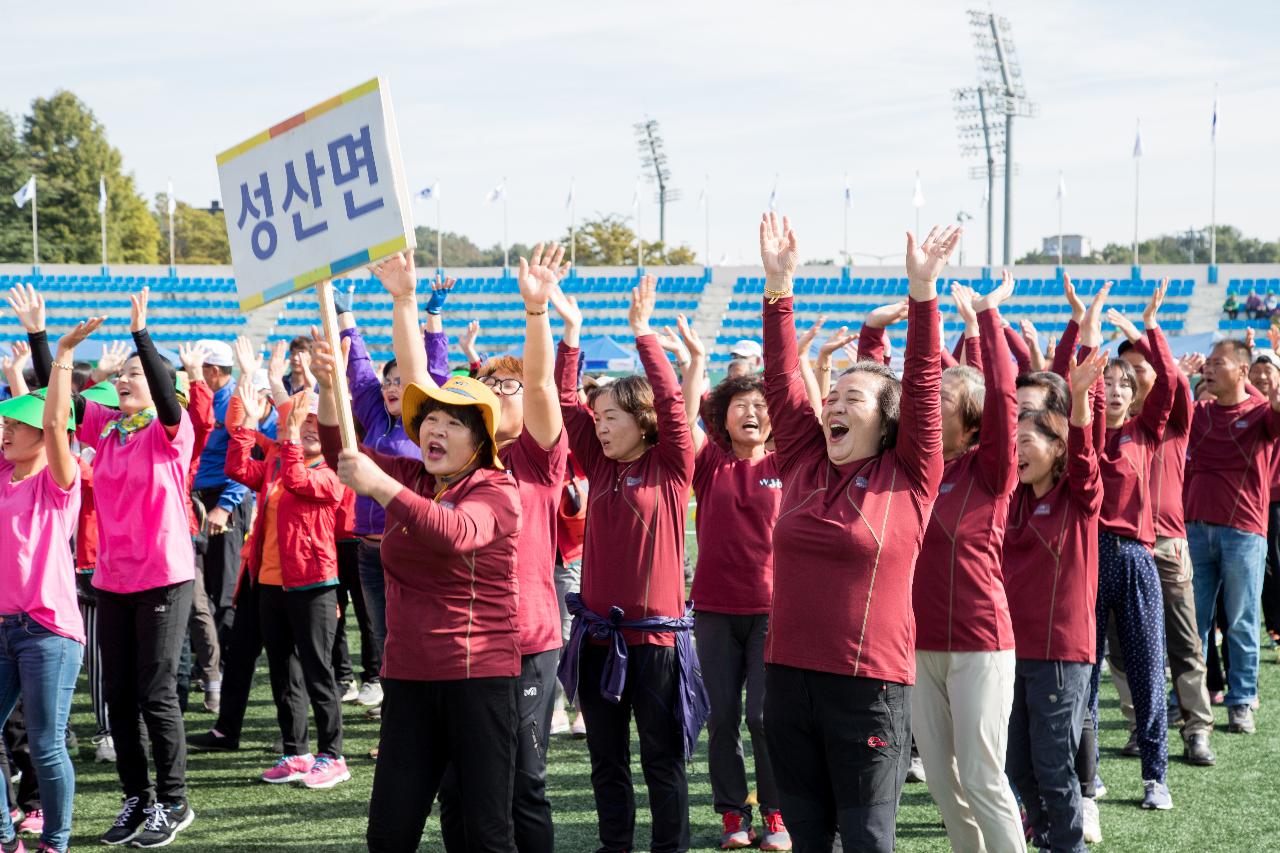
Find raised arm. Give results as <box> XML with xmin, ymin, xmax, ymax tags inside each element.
<box><xmin>370</xmin><ymin>251</ymin><xmax>435</xmax><ymax>389</ymax></box>
<box><xmin>422</xmin><ymin>276</ymin><xmax>455</xmax><ymax>386</ymax></box>
<box><xmin>2</xmin><ymin>341</ymin><xmax>30</xmax><ymax>397</ymax></box>
<box><xmin>675</xmin><ymin>313</ymin><xmax>709</xmax><ymax>454</ymax></box>
<box><xmin>6</xmin><ymin>284</ymin><xmax>51</xmax><ymax>388</ymax></box>
<box><xmin>224</xmin><ymin>385</ymin><xmax>270</xmax><ymax>492</ymax></box>
<box><xmin>549</xmin><ymin>285</ymin><xmax>606</xmax><ymax>474</ymax></box>
<box><xmin>1067</xmin><ymin>350</ymin><xmax>1107</xmax><ymax>514</ymax></box>
<box><xmin>951</xmin><ymin>282</ymin><xmax>984</xmax><ymax>372</ymax></box>
<box><xmin>972</xmin><ymin>272</ymin><xmax>1017</xmax><ymax>493</ymax></box>
<box><xmin>277</xmin><ymin>393</ymin><xmax>346</xmax><ymax>503</ymax></box>
<box><xmin>631</xmin><ymin>275</ymin><xmax>694</xmax><ymax>482</ymax></box>
<box><xmin>856</xmin><ymin>300</ymin><xmax>907</xmax><ymax>365</ymax></box>
<box><xmin>897</xmin><ymin>225</ymin><xmax>958</xmax><ymax>494</ymax></box>
<box><xmin>129</xmin><ymin>289</ymin><xmax>183</xmax><ymax>434</ymax></box>
<box><xmin>759</xmin><ymin>212</ymin><xmax>826</xmax><ymax>465</ymax></box>
<box><xmin>340</xmin><ymin>325</ymin><xmax>393</xmax><ymax>435</ymax></box>
<box><xmin>814</xmin><ymin>319</ymin><xmax>857</xmax><ymax>401</ymax></box>
<box><xmin>518</xmin><ymin>244</ymin><xmax>571</xmax><ymax>450</ymax></box>
<box><xmin>47</xmin><ymin>318</ymin><xmax>105</xmax><ymax>489</ymax></box>
<box><xmin>1008</xmin><ymin>320</ymin><xmax>1036</xmax><ymax>374</ymax></box>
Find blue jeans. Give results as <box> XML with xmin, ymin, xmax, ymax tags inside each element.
<box><xmin>357</xmin><ymin>540</ymin><xmax>387</xmax><ymax>678</ymax></box>
<box><xmin>1187</xmin><ymin>522</ymin><xmax>1266</xmax><ymax>707</ymax></box>
<box><xmin>0</xmin><ymin>614</ymin><xmax>84</xmax><ymax>852</ymax></box>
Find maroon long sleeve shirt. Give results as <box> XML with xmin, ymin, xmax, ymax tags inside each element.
<box><xmin>915</xmin><ymin>308</ymin><xmax>1017</xmax><ymax>653</ymax></box>
<box><xmin>764</xmin><ymin>295</ymin><xmax>943</xmax><ymax>684</ymax></box>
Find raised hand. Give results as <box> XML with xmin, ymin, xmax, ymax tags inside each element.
<box><xmin>904</xmin><ymin>225</ymin><xmax>961</xmax><ymax>290</ymax></box>
<box><xmin>1143</xmin><ymin>278</ymin><xmax>1167</xmax><ymax>328</ymax></box>
<box><xmin>459</xmin><ymin>319</ymin><xmax>483</xmax><ymax>363</ymax></box>
<box><xmin>1178</xmin><ymin>352</ymin><xmax>1205</xmax><ymax>377</ymax></box>
<box><xmin>818</xmin><ymin>325</ymin><xmax>857</xmax><ymax>364</ymax></box>
<box><xmin>974</xmin><ymin>269</ymin><xmax>1016</xmax><ymax>313</ymax></box>
<box><xmin>3</xmin><ymin>340</ymin><xmax>30</xmax><ymax>374</ymax></box>
<box><xmin>178</xmin><ymin>342</ymin><xmax>211</xmax><ymax>378</ymax></box>
<box><xmin>232</xmin><ymin>335</ymin><xmax>262</xmax><ymax>375</ymax></box>
<box><xmin>235</xmin><ymin>376</ymin><xmax>263</xmax><ymax>425</ymax></box>
<box><xmin>267</xmin><ymin>340</ymin><xmax>288</xmax><ymax>385</ymax></box>
<box><xmin>284</xmin><ymin>389</ymin><xmax>312</xmax><ymax>438</ymax></box>
<box><xmin>5</xmin><ymin>284</ymin><xmax>45</xmax><ymax>332</ymax></box>
<box><xmin>629</xmin><ymin>274</ymin><xmax>658</xmax><ymax>336</ymax></box>
<box><xmin>424</xmin><ymin>276</ymin><xmax>456</xmax><ymax>316</ymax></box>
<box><xmin>369</xmin><ymin>250</ymin><xmax>417</xmax><ymax>300</ymax></box>
<box><xmin>548</xmin><ymin>287</ymin><xmax>580</xmax><ymax>329</ymax></box>
<box><xmin>129</xmin><ymin>288</ymin><xmax>150</xmax><ymax>333</ymax></box>
<box><xmin>865</xmin><ymin>300</ymin><xmax>909</xmax><ymax>329</ymax></box>
<box><xmin>1245</xmin><ymin>327</ymin><xmax>1256</xmax><ymax>351</ymax></box>
<box><xmin>759</xmin><ymin>212</ymin><xmax>799</xmax><ymax>287</ymax></box>
<box><xmin>1106</xmin><ymin>308</ymin><xmax>1142</xmax><ymax>344</ymax></box>
<box><xmin>1080</xmin><ymin>282</ymin><xmax>1112</xmax><ymax>345</ymax></box>
<box><xmin>951</xmin><ymin>283</ymin><xmax>978</xmax><ymax>327</ymax></box>
<box><xmin>1063</xmin><ymin>274</ymin><xmax>1086</xmax><ymax>324</ymax></box>
<box><xmin>308</xmin><ymin>331</ymin><xmax>338</xmax><ymax>390</ymax></box>
<box><xmin>96</xmin><ymin>339</ymin><xmax>129</xmax><ymax>379</ymax></box>
<box><xmin>518</xmin><ymin>243</ymin><xmax>570</xmax><ymax>309</ymax></box>
<box><xmin>56</xmin><ymin>317</ymin><xmax>106</xmax><ymax>357</ymax></box>
<box><xmin>655</xmin><ymin>326</ymin><xmax>691</xmax><ymax>366</ymax></box>
<box><xmin>1269</xmin><ymin>325</ymin><xmax>1280</xmax><ymax>354</ymax></box>
<box><xmin>675</xmin><ymin>313</ymin><xmax>706</xmax><ymax>360</ymax></box>
<box><xmin>1070</xmin><ymin>348</ymin><xmax>1109</xmax><ymax>395</ymax></box>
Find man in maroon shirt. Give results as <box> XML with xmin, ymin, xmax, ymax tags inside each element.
<box><xmin>1107</xmin><ymin>310</ymin><xmax>1216</xmax><ymax>765</ymax></box>
<box><xmin>1185</xmin><ymin>337</ymin><xmax>1280</xmax><ymax>735</ymax></box>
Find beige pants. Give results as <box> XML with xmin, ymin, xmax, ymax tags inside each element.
<box><xmin>913</xmin><ymin>649</ymin><xmax>1025</xmax><ymax>853</ymax></box>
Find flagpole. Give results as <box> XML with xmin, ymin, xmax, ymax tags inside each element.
<box><xmin>167</xmin><ymin>183</ymin><xmax>176</xmax><ymax>277</ymax></box>
<box><xmin>30</xmin><ymin>180</ymin><xmax>39</xmax><ymax>275</ymax></box>
<box><xmin>637</xmin><ymin>189</ymin><xmax>644</xmax><ymax>270</ymax></box>
<box><xmin>843</xmin><ymin>172</ymin><xmax>849</xmax><ymax>264</ymax></box>
<box><xmin>1057</xmin><ymin>170</ymin><xmax>1064</xmax><ymax>268</ymax></box>
<box><xmin>502</xmin><ymin>176</ymin><xmax>509</xmax><ymax>273</ymax></box>
<box><xmin>1133</xmin><ymin>123</ymin><xmax>1141</xmax><ymax>267</ymax></box>
<box><xmin>569</xmin><ymin>179</ymin><xmax>577</xmax><ymax>269</ymax></box>
<box><xmin>703</xmin><ymin>174</ymin><xmax>710</xmax><ymax>270</ymax></box>
<box><xmin>436</xmin><ymin>188</ymin><xmax>443</xmax><ymax>275</ymax></box>
<box><xmin>100</xmin><ymin>178</ymin><xmax>108</xmax><ymax>275</ymax></box>
<box><xmin>1210</xmin><ymin>84</ymin><xmax>1218</xmax><ymax>270</ymax></box>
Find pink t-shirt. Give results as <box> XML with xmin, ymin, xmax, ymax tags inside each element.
<box><xmin>0</xmin><ymin>462</ymin><xmax>84</xmax><ymax>642</ymax></box>
<box><xmin>78</xmin><ymin>402</ymin><xmax>196</xmax><ymax>594</ymax></box>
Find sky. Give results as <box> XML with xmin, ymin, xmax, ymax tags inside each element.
<box><xmin>4</xmin><ymin>0</ymin><xmax>1278</xmax><ymax>267</ymax></box>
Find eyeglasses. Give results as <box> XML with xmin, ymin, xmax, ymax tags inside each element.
<box><xmin>479</xmin><ymin>376</ymin><xmax>524</xmax><ymax>396</ymax></box>
<box><xmin>381</xmin><ymin>377</ymin><xmax>401</xmax><ymax>388</ymax></box>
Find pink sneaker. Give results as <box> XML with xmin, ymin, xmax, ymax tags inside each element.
<box><xmin>262</xmin><ymin>754</ymin><xmax>315</xmax><ymax>784</ymax></box>
<box><xmin>303</xmin><ymin>754</ymin><xmax>351</xmax><ymax>789</ymax></box>
<box><xmin>16</xmin><ymin>810</ymin><xmax>41</xmax><ymax>837</ymax></box>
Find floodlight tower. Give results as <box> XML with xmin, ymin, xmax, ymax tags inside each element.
<box><xmin>635</xmin><ymin>118</ymin><xmax>681</xmax><ymax>252</ymax></box>
<box><xmin>956</xmin><ymin>10</ymin><xmax>1037</xmax><ymax>266</ymax></box>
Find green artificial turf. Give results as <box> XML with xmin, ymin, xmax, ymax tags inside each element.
<box><xmin>52</xmin><ymin>633</ymin><xmax>1278</xmax><ymax>850</ymax></box>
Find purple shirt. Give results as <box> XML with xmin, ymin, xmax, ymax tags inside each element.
<box><xmin>341</xmin><ymin>326</ymin><xmax>451</xmax><ymax>536</ymax></box>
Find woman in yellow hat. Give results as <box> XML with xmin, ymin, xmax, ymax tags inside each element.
<box><xmin>312</xmin><ymin>250</ymin><xmax>522</xmax><ymax>853</ymax></box>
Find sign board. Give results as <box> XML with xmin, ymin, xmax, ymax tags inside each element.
<box><xmin>216</xmin><ymin>77</ymin><xmax>416</xmax><ymax>312</ymax></box>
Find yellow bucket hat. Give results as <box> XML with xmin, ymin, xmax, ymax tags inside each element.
<box><xmin>400</xmin><ymin>376</ymin><xmax>504</xmax><ymax>470</ymax></box>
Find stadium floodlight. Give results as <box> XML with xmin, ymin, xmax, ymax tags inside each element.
<box><xmin>634</xmin><ymin>118</ymin><xmax>681</xmax><ymax>252</ymax></box>
<box><xmin>954</xmin><ymin>10</ymin><xmax>1037</xmax><ymax>266</ymax></box>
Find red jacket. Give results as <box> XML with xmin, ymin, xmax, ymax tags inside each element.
<box><xmin>185</xmin><ymin>380</ymin><xmax>215</xmax><ymax>536</ymax></box>
<box><xmin>224</xmin><ymin>396</ymin><xmax>344</xmax><ymax>590</ymax></box>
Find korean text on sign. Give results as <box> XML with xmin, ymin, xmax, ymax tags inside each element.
<box><xmin>216</xmin><ymin>77</ymin><xmax>416</xmax><ymax>311</ymax></box>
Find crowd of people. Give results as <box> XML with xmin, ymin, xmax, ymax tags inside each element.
<box><xmin>0</xmin><ymin>212</ymin><xmax>1273</xmax><ymax>853</ymax></box>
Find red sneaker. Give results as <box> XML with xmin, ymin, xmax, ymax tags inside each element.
<box><xmin>719</xmin><ymin>811</ymin><xmax>756</xmax><ymax>849</ymax></box>
<box><xmin>262</xmin><ymin>754</ymin><xmax>315</xmax><ymax>784</ymax></box>
<box><xmin>760</xmin><ymin>810</ymin><xmax>792</xmax><ymax>851</ymax></box>
<box><xmin>15</xmin><ymin>810</ymin><xmax>41</xmax><ymax>837</ymax></box>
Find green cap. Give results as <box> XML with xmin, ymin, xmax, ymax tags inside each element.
<box><xmin>81</xmin><ymin>380</ymin><xmax>120</xmax><ymax>408</ymax></box>
<box><xmin>0</xmin><ymin>390</ymin><xmax>74</xmax><ymax>432</ymax></box>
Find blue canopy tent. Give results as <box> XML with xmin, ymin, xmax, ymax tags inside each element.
<box><xmin>580</xmin><ymin>336</ymin><xmax>639</xmax><ymax>372</ymax></box>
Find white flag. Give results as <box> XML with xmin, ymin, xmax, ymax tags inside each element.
<box><xmin>912</xmin><ymin>171</ymin><xmax>925</xmax><ymax>208</ymax></box>
<box><xmin>1132</xmin><ymin>122</ymin><xmax>1144</xmax><ymax>159</ymax></box>
<box><xmin>697</xmin><ymin>187</ymin><xmax>706</xmax><ymax>207</ymax></box>
<box><xmin>768</xmin><ymin>174</ymin><xmax>778</xmax><ymax>211</ymax></box>
<box><xmin>565</xmin><ymin>180</ymin><xmax>575</xmax><ymax>211</ymax></box>
<box><xmin>12</xmin><ymin>176</ymin><xmax>34</xmax><ymax>208</ymax></box>
<box><xmin>484</xmin><ymin>182</ymin><xmax>505</xmax><ymax>204</ymax></box>
<box><xmin>844</xmin><ymin>174</ymin><xmax>852</xmax><ymax>209</ymax></box>
<box><xmin>98</xmin><ymin>177</ymin><xmax>107</xmax><ymax>215</ymax></box>
<box><xmin>1211</xmin><ymin>93</ymin><xmax>1218</xmax><ymax>142</ymax></box>
<box><xmin>166</xmin><ymin>180</ymin><xmax>176</xmax><ymax>215</ymax></box>
<box><xmin>1056</xmin><ymin>172</ymin><xmax>1066</xmax><ymax>200</ymax></box>
<box><xmin>417</xmin><ymin>182</ymin><xmax>438</xmax><ymax>201</ymax></box>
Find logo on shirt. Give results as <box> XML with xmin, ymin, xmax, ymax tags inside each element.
<box><xmin>1235</xmin><ymin>420</ymin><xmax>1249</xmax><ymax>429</ymax></box>
<box><xmin>854</xmin><ymin>476</ymin><xmax>869</xmax><ymax>489</ymax></box>
<box><xmin>523</xmin><ymin>685</ymin><xmax>538</xmax><ymax>697</ymax></box>
<box><xmin>866</xmin><ymin>736</ymin><xmax>887</xmax><ymax>748</ymax></box>
<box><xmin>939</xmin><ymin>483</ymin><xmax>954</xmax><ymax>495</ymax></box>
<box><xmin>759</xmin><ymin>477</ymin><xmax>782</xmax><ymax>489</ymax></box>
<box><xmin>1034</xmin><ymin>503</ymin><xmax>1052</xmax><ymax>516</ymax></box>
<box><xmin>626</xmin><ymin>476</ymin><xmax>643</xmax><ymax>487</ymax></box>
<box><xmin>439</xmin><ymin>500</ymin><xmax>456</xmax><ymax>509</ymax></box>
<box><xmin>1118</xmin><ymin>434</ymin><xmax>1133</xmax><ymax>445</ymax></box>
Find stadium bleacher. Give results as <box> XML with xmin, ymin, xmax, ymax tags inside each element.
<box><xmin>0</xmin><ymin>267</ymin><xmax>1204</xmax><ymax>368</ymax></box>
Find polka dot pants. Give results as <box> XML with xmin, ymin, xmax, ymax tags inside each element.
<box><xmin>1090</xmin><ymin>531</ymin><xmax>1168</xmax><ymax>784</ymax></box>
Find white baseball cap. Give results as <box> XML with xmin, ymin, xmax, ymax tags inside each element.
<box><xmin>730</xmin><ymin>339</ymin><xmax>763</xmax><ymax>359</ymax></box>
<box><xmin>195</xmin><ymin>339</ymin><xmax>234</xmax><ymax>368</ymax></box>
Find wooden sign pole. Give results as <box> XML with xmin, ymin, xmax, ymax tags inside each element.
<box><xmin>316</xmin><ymin>278</ymin><xmax>359</xmax><ymax>451</ymax></box>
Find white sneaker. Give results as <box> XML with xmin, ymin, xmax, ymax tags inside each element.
<box><xmin>94</xmin><ymin>734</ymin><xmax>116</xmax><ymax>764</ymax></box>
<box><xmin>550</xmin><ymin>706</ymin><xmax>571</xmax><ymax>735</ymax></box>
<box><xmin>356</xmin><ymin>682</ymin><xmax>384</xmax><ymax>708</ymax></box>
<box><xmin>340</xmin><ymin>682</ymin><xmax>359</xmax><ymax>703</ymax></box>
<box><xmin>1082</xmin><ymin>796</ymin><xmax>1102</xmax><ymax>844</ymax></box>
<box><xmin>570</xmin><ymin>711</ymin><xmax>587</xmax><ymax>738</ymax></box>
